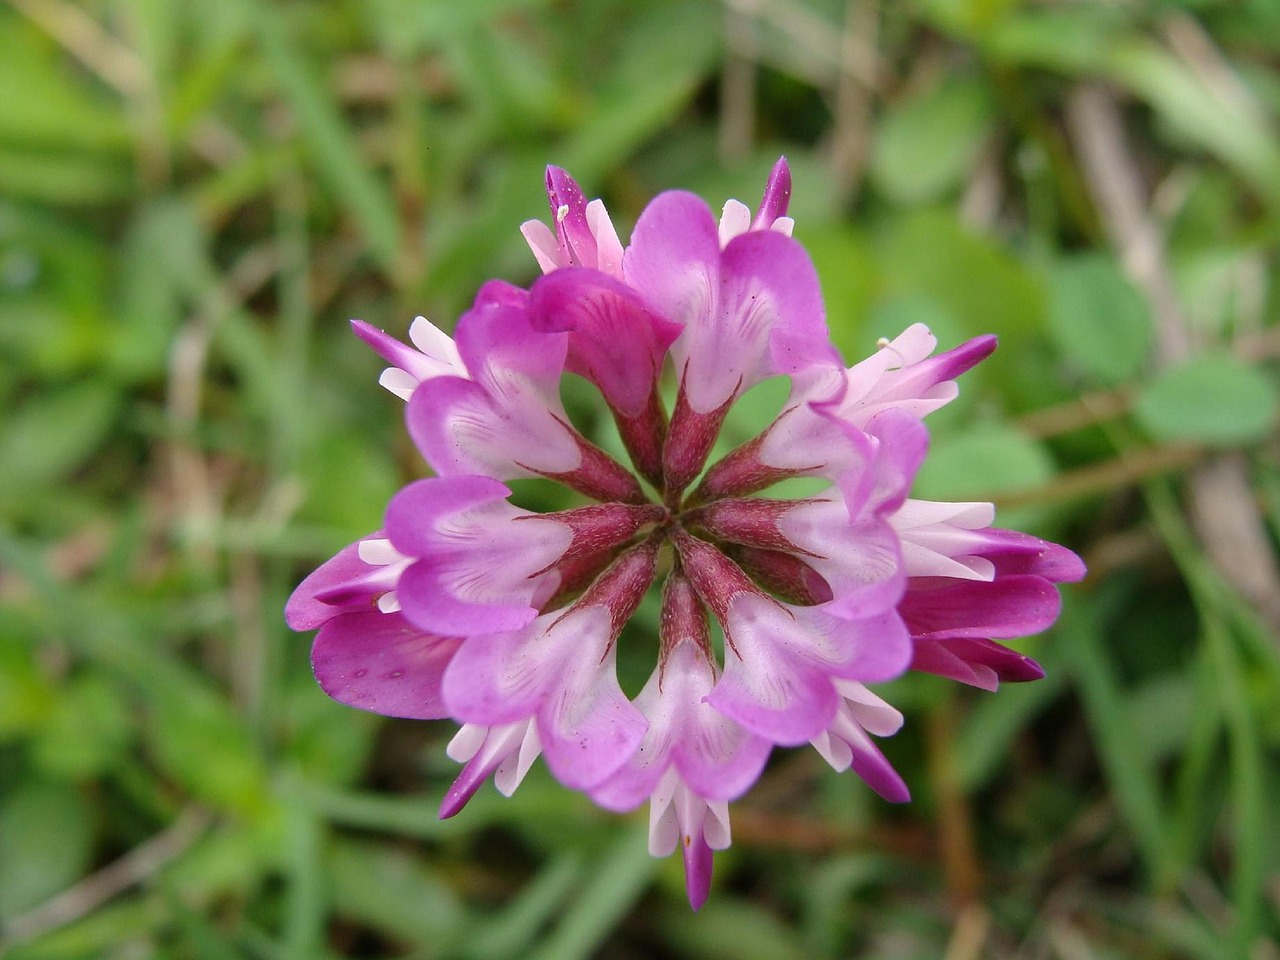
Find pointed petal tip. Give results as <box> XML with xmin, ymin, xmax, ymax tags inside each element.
<box><xmin>439</xmin><ymin>773</ymin><xmax>482</xmax><ymax>820</ymax></box>
<box><xmin>682</xmin><ymin>837</ymin><xmax>714</xmax><ymax>911</ymax></box>
<box><xmin>1007</xmin><ymin>655</ymin><xmax>1046</xmax><ymax>683</ymax></box>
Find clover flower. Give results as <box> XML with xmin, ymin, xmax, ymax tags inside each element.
<box><xmin>287</xmin><ymin>160</ymin><xmax>1083</xmax><ymax>910</ymax></box>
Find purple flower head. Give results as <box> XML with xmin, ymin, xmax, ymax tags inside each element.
<box><xmin>289</xmin><ymin>160</ymin><xmax>1082</xmax><ymax>909</ymax></box>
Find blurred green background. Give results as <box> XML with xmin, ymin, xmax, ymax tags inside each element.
<box><xmin>2</xmin><ymin>0</ymin><xmax>1279</xmax><ymax>957</ymax></box>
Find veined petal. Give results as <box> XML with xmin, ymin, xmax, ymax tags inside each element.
<box><xmin>386</xmin><ymin>476</ymin><xmax>571</xmax><ymax>635</ymax></box>
<box><xmin>538</xmin><ymin>638</ymin><xmax>647</xmax><ymax>790</ymax></box>
<box><xmin>408</xmin><ymin>375</ymin><xmax>581</xmax><ymax>479</ymax></box>
<box><xmin>777</xmin><ymin>498</ymin><xmax>905</xmax><ymax>620</ymax></box>
<box><xmin>707</xmin><ymin>593</ymin><xmax>910</xmax><ymax>745</ymax></box>
<box><xmin>286</xmin><ymin>532</ymin><xmax>390</xmax><ymax>630</ymax></box>
<box><xmin>902</xmin><ymin>575</ymin><xmax>1063</xmax><ymax>640</ymax></box>
<box><xmin>311</xmin><ymin>611</ymin><xmax>461</xmax><ymax>719</ymax></box>
<box><xmin>679</xmin><ymin>229</ymin><xmax>836</xmax><ymax>413</ymax></box>
<box><xmin>593</xmin><ymin>638</ymin><xmax>770</xmax><ymax>810</ymax></box>
<box><xmin>522</xmin><ymin>166</ymin><xmax>626</xmax><ymax>277</ymax></box>
<box><xmin>528</xmin><ymin>268</ymin><xmax>681</xmax><ymax>417</ymax></box>
<box><xmin>752</xmin><ymin>157</ymin><xmax>792</xmax><ymax>231</ymax></box>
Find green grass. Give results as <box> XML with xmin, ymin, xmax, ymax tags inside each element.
<box><xmin>2</xmin><ymin>1</ymin><xmax>1278</xmax><ymax>957</ymax></box>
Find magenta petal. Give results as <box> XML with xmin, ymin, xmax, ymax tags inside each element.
<box><xmin>286</xmin><ymin>534</ymin><xmax>381</xmax><ymax>630</ymax></box>
<box><xmin>624</xmin><ymin>190</ymin><xmax>721</xmax><ymax>322</ymax></box>
<box><xmin>453</xmin><ymin>290</ymin><xmax>565</xmax><ymax>387</ymax></box>
<box><xmin>396</xmin><ymin>561</ymin><xmax>540</xmax><ymax>636</ymax></box>
<box><xmin>875</xmin><ymin>334</ymin><xmax>998</xmax><ymax>408</ymax></box>
<box><xmin>351</xmin><ymin>321</ymin><xmax>425</xmax><ymax>376</ymax></box>
<box><xmin>902</xmin><ymin>575</ymin><xmax>1063</xmax><ymax>640</ymax></box>
<box><xmin>311</xmin><ymin>611</ymin><xmax>461</xmax><ymax>719</ymax></box>
<box><xmin>709</xmin><ymin>652</ymin><xmax>837</xmax><ymax>746</ymax></box>
<box><xmin>911</xmin><ymin>637</ymin><xmax>1044</xmax><ymax>690</ymax></box>
<box><xmin>408</xmin><ymin>375</ymin><xmax>579</xmax><ymax>479</ymax></box>
<box><xmin>683</xmin><ymin>834</ymin><xmax>714</xmax><ymax>912</ymax></box>
<box><xmin>386</xmin><ymin>476</ymin><xmax>567</xmax><ymax>635</ymax></box>
<box><xmin>528</xmin><ymin>268</ymin><xmax>681</xmax><ymax>417</ymax></box>
<box><xmin>543</xmin><ymin>165</ymin><xmax>608</xmax><ymax>270</ymax></box>
<box><xmin>751</xmin><ymin>156</ymin><xmax>792</xmax><ymax>230</ymax></box>
<box><xmin>977</xmin><ymin>531</ymin><xmax>1087</xmax><ymax>582</ymax></box>
<box><xmin>854</xmin><ymin>408</ymin><xmax>929</xmax><ymax>516</ymax></box>
<box><xmin>846</xmin><ymin>731</ymin><xmax>910</xmax><ymax>803</ymax></box>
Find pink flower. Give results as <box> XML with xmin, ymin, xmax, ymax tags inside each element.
<box><xmin>289</xmin><ymin>160</ymin><xmax>1082</xmax><ymax>908</ymax></box>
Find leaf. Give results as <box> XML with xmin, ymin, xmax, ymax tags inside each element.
<box><xmin>1046</xmin><ymin>253</ymin><xmax>1152</xmax><ymax>385</ymax></box>
<box><xmin>0</xmin><ymin>380</ymin><xmax>121</xmax><ymax>503</ymax></box>
<box><xmin>914</xmin><ymin>423</ymin><xmax>1056</xmax><ymax>501</ymax></box>
<box><xmin>145</xmin><ymin>687</ymin><xmax>268</xmax><ymax>815</ymax></box>
<box><xmin>1135</xmin><ymin>354</ymin><xmax>1278</xmax><ymax>445</ymax></box>
<box><xmin>32</xmin><ymin>675</ymin><xmax>133</xmax><ymax>780</ymax></box>
<box><xmin>876</xmin><ymin>209</ymin><xmax>1047</xmax><ymax>344</ymax></box>
<box><xmin>0</xmin><ymin>778</ymin><xmax>95</xmax><ymax>920</ymax></box>
<box><xmin>870</xmin><ymin>78</ymin><xmax>995</xmax><ymax>204</ymax></box>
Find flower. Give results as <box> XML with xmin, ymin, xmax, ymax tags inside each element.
<box><xmin>287</xmin><ymin>159</ymin><xmax>1083</xmax><ymax>910</ymax></box>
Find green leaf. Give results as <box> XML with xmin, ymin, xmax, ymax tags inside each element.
<box><xmin>876</xmin><ymin>209</ymin><xmax>1047</xmax><ymax>344</ymax></box>
<box><xmin>870</xmin><ymin>78</ymin><xmax>995</xmax><ymax>204</ymax></box>
<box><xmin>0</xmin><ymin>380</ymin><xmax>120</xmax><ymax>503</ymax></box>
<box><xmin>32</xmin><ymin>675</ymin><xmax>133</xmax><ymax>779</ymax></box>
<box><xmin>1046</xmin><ymin>253</ymin><xmax>1152</xmax><ymax>384</ymax></box>
<box><xmin>1135</xmin><ymin>355</ymin><xmax>1278</xmax><ymax>445</ymax></box>
<box><xmin>146</xmin><ymin>688</ymin><xmax>268</xmax><ymax>815</ymax></box>
<box><xmin>913</xmin><ymin>423</ymin><xmax>1056</xmax><ymax>501</ymax></box>
<box><xmin>0</xmin><ymin>779</ymin><xmax>95</xmax><ymax>920</ymax></box>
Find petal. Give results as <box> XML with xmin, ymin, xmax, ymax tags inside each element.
<box><xmin>902</xmin><ymin>575</ymin><xmax>1063</xmax><ymax>640</ymax></box>
<box><xmin>286</xmin><ymin>534</ymin><xmax>383</xmax><ymax>630</ymax></box>
<box><xmin>387</xmin><ymin>477</ymin><xmax>570</xmax><ymax>635</ymax></box>
<box><xmin>910</xmin><ymin>637</ymin><xmax>1044</xmax><ymax>690</ymax></box>
<box><xmin>441</xmin><ymin>618</ymin><xmax>557</xmax><ymax>725</ymax></box>
<box><xmin>537</xmin><ymin>644</ymin><xmax>647</xmax><ymax>790</ymax></box>
<box><xmin>975</xmin><ymin>530</ymin><xmax>1087</xmax><ymax>582</ymax></box>
<box><xmin>311</xmin><ymin>611</ymin><xmax>461</xmax><ymax>719</ymax></box>
<box><xmin>708</xmin><ymin>595</ymin><xmax>841</xmax><ymax>745</ymax></box>
<box><xmin>624</xmin><ymin>190</ymin><xmax>721</xmax><ymax>339</ymax></box>
<box><xmin>751</xmin><ymin>156</ymin><xmax>792</xmax><ymax>231</ymax></box>
<box><xmin>778</xmin><ymin>499</ymin><xmax>905</xmax><ymax>620</ymax></box>
<box><xmin>528</xmin><ymin>268</ymin><xmax>681</xmax><ymax>417</ymax></box>
<box><xmin>407</xmin><ymin>374</ymin><xmax>580</xmax><ymax>479</ymax></box>
<box><xmin>452</xmin><ymin>288</ymin><xmax>566</xmax><ymax>392</ymax></box>
<box><xmin>682</xmin><ymin>229</ymin><xmax>837</xmax><ymax>412</ymax></box>
<box><xmin>439</xmin><ymin>720</ymin><xmax>541</xmax><ymax>818</ymax></box>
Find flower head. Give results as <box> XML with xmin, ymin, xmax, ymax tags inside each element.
<box><xmin>288</xmin><ymin>160</ymin><xmax>1083</xmax><ymax>909</ymax></box>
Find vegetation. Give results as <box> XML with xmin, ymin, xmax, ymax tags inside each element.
<box><xmin>1</xmin><ymin>0</ymin><xmax>1278</xmax><ymax>957</ymax></box>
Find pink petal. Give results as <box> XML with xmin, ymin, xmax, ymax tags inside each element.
<box><xmin>407</xmin><ymin>375</ymin><xmax>580</xmax><ymax>479</ymax></box>
<box><xmin>286</xmin><ymin>534</ymin><xmax>382</xmax><ymax>630</ymax></box>
<box><xmin>751</xmin><ymin>156</ymin><xmax>792</xmax><ymax>231</ymax></box>
<box><xmin>708</xmin><ymin>597</ymin><xmax>841</xmax><ymax>745</ymax></box>
<box><xmin>910</xmin><ymin>637</ymin><xmax>1044</xmax><ymax>690</ymax></box>
<box><xmin>902</xmin><ymin>575</ymin><xmax>1063</xmax><ymax>640</ymax></box>
<box><xmin>386</xmin><ymin>477</ymin><xmax>569</xmax><ymax>635</ymax></box>
<box><xmin>528</xmin><ymin>268</ymin><xmax>681</xmax><ymax>417</ymax></box>
<box><xmin>440</xmin><ymin>617</ymin><xmax>553</xmax><ymax>726</ymax></box>
<box><xmin>537</xmin><ymin>649</ymin><xmax>647</xmax><ymax>790</ymax></box>
<box><xmin>311</xmin><ymin>611</ymin><xmax>461</xmax><ymax>719</ymax></box>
